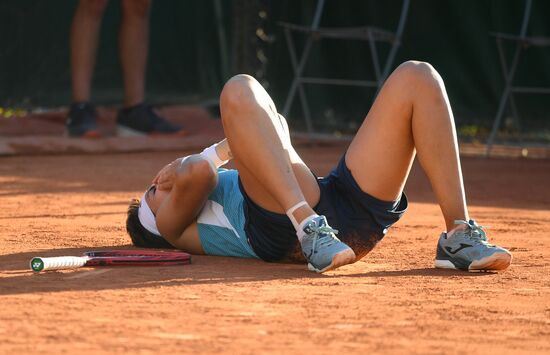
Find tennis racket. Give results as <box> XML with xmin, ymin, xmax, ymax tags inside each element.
<box><xmin>30</xmin><ymin>249</ymin><xmax>191</xmax><ymax>272</ymax></box>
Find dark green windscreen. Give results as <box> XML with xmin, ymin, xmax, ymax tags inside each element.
<box><xmin>1</xmin><ymin>0</ymin><xmax>548</xmax><ymax>133</ymax></box>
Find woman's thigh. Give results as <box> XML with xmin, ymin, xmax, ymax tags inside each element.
<box><xmin>232</xmin><ymin>114</ymin><xmax>320</xmax><ymax>214</ymax></box>
<box><xmin>222</xmin><ymin>76</ymin><xmax>320</xmax><ymax>214</ymax></box>
<box><xmin>345</xmin><ymin>62</ymin><xmax>424</xmax><ymax>202</ymax></box>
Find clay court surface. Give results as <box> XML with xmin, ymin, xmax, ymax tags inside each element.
<box><xmin>0</xmin><ymin>143</ymin><xmax>549</xmax><ymax>354</ymax></box>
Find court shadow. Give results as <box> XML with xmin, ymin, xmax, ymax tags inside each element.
<box><xmin>342</xmin><ymin>267</ymin><xmax>496</xmax><ymax>278</ymax></box>
<box><xmin>1</xmin><ymin>153</ymin><xmax>549</xmax><ymax>211</ymax></box>
<box><xmin>0</xmin><ymin>247</ymin><xmax>320</xmax><ymax>296</ymax></box>
<box><xmin>0</xmin><ymin>211</ymin><xmax>122</xmax><ymax>220</ymax></box>
<box><xmin>0</xmin><ymin>247</ymin><xmax>501</xmax><ymax>296</ymax></box>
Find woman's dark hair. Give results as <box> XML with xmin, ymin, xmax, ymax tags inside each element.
<box><xmin>126</xmin><ymin>198</ymin><xmax>175</xmax><ymax>249</ymax></box>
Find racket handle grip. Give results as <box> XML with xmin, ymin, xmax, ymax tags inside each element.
<box><xmin>30</xmin><ymin>256</ymin><xmax>87</xmax><ymax>272</ymax></box>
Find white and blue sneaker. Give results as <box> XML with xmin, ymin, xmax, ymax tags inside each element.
<box><xmin>435</xmin><ymin>219</ymin><xmax>512</xmax><ymax>271</ymax></box>
<box><xmin>300</xmin><ymin>216</ymin><xmax>356</xmax><ymax>273</ymax></box>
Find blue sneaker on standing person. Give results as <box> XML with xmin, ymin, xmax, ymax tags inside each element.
<box><xmin>66</xmin><ymin>102</ymin><xmax>101</xmax><ymax>138</ymax></box>
<box><xmin>300</xmin><ymin>215</ymin><xmax>356</xmax><ymax>273</ymax></box>
<box><xmin>66</xmin><ymin>102</ymin><xmax>184</xmax><ymax>137</ymax></box>
<box><xmin>435</xmin><ymin>219</ymin><xmax>512</xmax><ymax>271</ymax></box>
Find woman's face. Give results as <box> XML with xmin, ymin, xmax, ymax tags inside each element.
<box><xmin>144</xmin><ymin>185</ymin><xmax>170</xmax><ymax>215</ymax></box>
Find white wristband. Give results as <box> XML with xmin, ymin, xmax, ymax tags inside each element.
<box><xmin>200</xmin><ymin>143</ymin><xmax>229</xmax><ymax>168</ymax></box>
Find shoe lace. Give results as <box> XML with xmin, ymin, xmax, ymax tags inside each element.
<box><xmin>308</xmin><ymin>224</ymin><xmax>340</xmax><ymax>255</ymax></box>
<box><xmin>454</xmin><ymin>219</ymin><xmax>490</xmax><ymax>244</ymax></box>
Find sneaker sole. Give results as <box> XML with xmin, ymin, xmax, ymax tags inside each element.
<box><xmin>307</xmin><ymin>248</ymin><xmax>356</xmax><ymax>273</ymax></box>
<box><xmin>116</xmin><ymin>125</ymin><xmax>147</xmax><ymax>137</ymax></box>
<box><xmin>435</xmin><ymin>251</ymin><xmax>512</xmax><ymax>272</ymax></box>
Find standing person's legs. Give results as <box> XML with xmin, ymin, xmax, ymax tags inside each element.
<box><xmin>119</xmin><ymin>0</ymin><xmax>150</xmax><ymax>107</ymax></box>
<box><xmin>220</xmin><ymin>74</ymin><xmax>356</xmax><ymax>272</ymax></box>
<box><xmin>70</xmin><ymin>0</ymin><xmax>109</xmax><ymax>103</ymax></box>
<box><xmin>67</xmin><ymin>0</ymin><xmax>108</xmax><ymax>137</ymax></box>
<box><xmin>116</xmin><ymin>0</ymin><xmax>182</xmax><ymax>136</ymax></box>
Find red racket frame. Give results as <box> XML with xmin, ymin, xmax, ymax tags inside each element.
<box><xmin>82</xmin><ymin>250</ymin><xmax>191</xmax><ymax>267</ymax></box>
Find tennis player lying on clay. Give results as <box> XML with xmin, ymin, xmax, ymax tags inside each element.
<box><xmin>126</xmin><ymin>61</ymin><xmax>512</xmax><ymax>273</ymax></box>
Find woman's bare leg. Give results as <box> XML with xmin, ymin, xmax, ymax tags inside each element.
<box><xmin>220</xmin><ymin>74</ymin><xmax>320</xmax><ymax>224</ymax></box>
<box><xmin>345</xmin><ymin>61</ymin><xmax>511</xmax><ymax>271</ymax></box>
<box><xmin>346</xmin><ymin>61</ymin><xmax>468</xmax><ymax>232</ymax></box>
<box><xmin>220</xmin><ymin>74</ymin><xmax>356</xmax><ymax>272</ymax></box>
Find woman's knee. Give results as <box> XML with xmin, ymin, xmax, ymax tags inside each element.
<box><xmin>221</xmin><ymin>74</ymin><xmax>258</xmax><ymax>105</ymax></box>
<box><xmin>393</xmin><ymin>60</ymin><xmax>444</xmax><ymax>90</ymax></box>
<box><xmin>220</xmin><ymin>74</ymin><xmax>262</xmax><ymax>123</ymax></box>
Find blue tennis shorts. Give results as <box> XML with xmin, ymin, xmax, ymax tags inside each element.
<box><xmin>240</xmin><ymin>154</ymin><xmax>408</xmax><ymax>262</ymax></box>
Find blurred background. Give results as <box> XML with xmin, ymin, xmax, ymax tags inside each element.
<box><xmin>1</xmin><ymin>0</ymin><xmax>549</xmax><ymax>144</ymax></box>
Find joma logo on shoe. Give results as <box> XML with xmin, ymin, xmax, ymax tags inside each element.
<box><xmin>445</xmin><ymin>243</ymin><xmax>472</xmax><ymax>254</ymax></box>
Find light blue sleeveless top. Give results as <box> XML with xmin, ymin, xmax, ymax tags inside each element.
<box><xmin>196</xmin><ymin>169</ymin><xmax>259</xmax><ymax>259</ymax></box>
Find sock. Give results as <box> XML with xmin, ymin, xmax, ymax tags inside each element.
<box><xmin>285</xmin><ymin>201</ymin><xmax>319</xmax><ymax>242</ymax></box>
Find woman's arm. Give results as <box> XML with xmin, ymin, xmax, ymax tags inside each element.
<box><xmin>153</xmin><ymin>139</ymin><xmax>232</xmax><ymax>191</ymax></box>
<box><xmin>155</xmin><ymin>156</ymin><xmax>218</xmax><ymax>247</ymax></box>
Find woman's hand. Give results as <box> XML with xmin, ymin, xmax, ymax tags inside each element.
<box><xmin>152</xmin><ymin>157</ymin><xmax>185</xmax><ymax>191</ymax></box>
